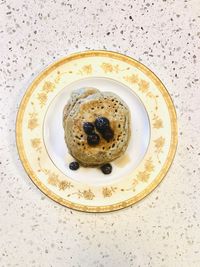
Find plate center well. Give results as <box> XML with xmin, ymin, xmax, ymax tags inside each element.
<box><xmin>43</xmin><ymin>77</ymin><xmax>150</xmax><ymax>186</ymax></box>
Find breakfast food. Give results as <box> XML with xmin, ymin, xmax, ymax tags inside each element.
<box><xmin>63</xmin><ymin>87</ymin><xmax>131</xmax><ymax>172</ymax></box>
<box><xmin>100</xmin><ymin>163</ymin><xmax>112</xmax><ymax>174</ymax></box>
<box><xmin>69</xmin><ymin>161</ymin><xmax>80</xmax><ymax>170</ymax></box>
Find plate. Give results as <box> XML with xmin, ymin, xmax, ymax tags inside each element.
<box><xmin>16</xmin><ymin>50</ymin><xmax>177</xmax><ymax>212</ymax></box>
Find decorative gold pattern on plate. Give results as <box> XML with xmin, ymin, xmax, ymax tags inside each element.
<box><xmin>124</xmin><ymin>74</ymin><xmax>158</xmax><ymax>109</ymax></box>
<box><xmin>124</xmin><ymin>74</ymin><xmax>139</xmax><ymax>84</ymax></box>
<box><xmin>102</xmin><ymin>187</ymin><xmax>117</xmax><ymax>198</ymax></box>
<box><xmin>31</xmin><ymin>138</ymin><xmax>42</xmax><ymax>153</ymax></box>
<box><xmin>131</xmin><ymin>179</ymin><xmax>139</xmax><ymax>192</ymax></box>
<box><xmin>67</xmin><ymin>189</ymin><xmax>95</xmax><ymax>200</ymax></box>
<box><xmin>153</xmin><ymin>114</ymin><xmax>163</xmax><ymax>129</ymax></box>
<box><xmin>78</xmin><ymin>64</ymin><xmax>92</xmax><ymax>75</ymax></box>
<box><xmin>28</xmin><ymin>112</ymin><xmax>38</xmax><ymax>130</ymax></box>
<box><xmin>100</xmin><ymin>63</ymin><xmax>120</xmax><ymax>73</ymax></box>
<box><xmin>154</xmin><ymin>136</ymin><xmax>165</xmax><ymax>163</ymax></box>
<box><xmin>154</xmin><ymin>137</ymin><xmax>165</xmax><ymax>154</ymax></box>
<box><xmin>16</xmin><ymin>50</ymin><xmax>178</xmax><ymax>212</ymax></box>
<box><xmin>79</xmin><ymin>189</ymin><xmax>95</xmax><ymax>200</ymax></box>
<box><xmin>138</xmin><ymin>79</ymin><xmax>149</xmax><ymax>93</ymax></box>
<box><xmin>43</xmin><ymin>81</ymin><xmax>55</xmax><ymax>93</ymax></box>
<box><xmin>37</xmin><ymin>81</ymin><xmax>55</xmax><ymax>107</ymax></box>
<box><xmin>37</xmin><ymin>157</ymin><xmax>74</xmax><ymax>191</ymax></box>
<box><xmin>137</xmin><ymin>158</ymin><xmax>155</xmax><ymax>183</ymax></box>
<box><xmin>58</xmin><ymin>180</ymin><xmax>73</xmax><ymax>190</ymax></box>
<box><xmin>28</xmin><ymin>103</ymin><xmax>38</xmax><ymax>130</ymax></box>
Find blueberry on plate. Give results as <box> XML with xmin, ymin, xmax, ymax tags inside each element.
<box><xmin>95</xmin><ymin>117</ymin><xmax>110</xmax><ymax>132</ymax></box>
<box><xmin>83</xmin><ymin>122</ymin><xmax>95</xmax><ymax>135</ymax></box>
<box><xmin>69</xmin><ymin>161</ymin><xmax>79</xmax><ymax>170</ymax></box>
<box><xmin>102</xmin><ymin>128</ymin><xmax>114</xmax><ymax>142</ymax></box>
<box><xmin>87</xmin><ymin>133</ymin><xmax>100</xmax><ymax>146</ymax></box>
<box><xmin>101</xmin><ymin>163</ymin><xmax>112</xmax><ymax>174</ymax></box>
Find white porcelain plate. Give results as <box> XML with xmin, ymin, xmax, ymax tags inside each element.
<box><xmin>44</xmin><ymin>77</ymin><xmax>150</xmax><ymax>185</ymax></box>
<box><xmin>16</xmin><ymin>51</ymin><xmax>177</xmax><ymax>212</ymax></box>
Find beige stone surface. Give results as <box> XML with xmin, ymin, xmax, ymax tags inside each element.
<box><xmin>0</xmin><ymin>0</ymin><xmax>200</xmax><ymax>266</ymax></box>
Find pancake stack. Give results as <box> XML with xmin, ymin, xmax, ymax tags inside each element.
<box><xmin>63</xmin><ymin>88</ymin><xmax>131</xmax><ymax>167</ymax></box>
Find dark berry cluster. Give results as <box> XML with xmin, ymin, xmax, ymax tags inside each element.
<box><xmin>87</xmin><ymin>133</ymin><xmax>100</xmax><ymax>146</ymax></box>
<box><xmin>83</xmin><ymin>117</ymin><xmax>114</xmax><ymax>146</ymax></box>
<box><xmin>69</xmin><ymin>117</ymin><xmax>114</xmax><ymax>173</ymax></box>
<box><xmin>83</xmin><ymin>122</ymin><xmax>95</xmax><ymax>135</ymax></box>
<box><xmin>83</xmin><ymin>121</ymin><xmax>100</xmax><ymax>146</ymax></box>
<box><xmin>81</xmin><ymin>117</ymin><xmax>114</xmax><ymax>174</ymax></box>
<box><xmin>95</xmin><ymin>117</ymin><xmax>114</xmax><ymax>142</ymax></box>
<box><xmin>94</xmin><ymin>117</ymin><xmax>109</xmax><ymax>132</ymax></box>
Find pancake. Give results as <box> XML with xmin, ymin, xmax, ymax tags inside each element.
<box><xmin>63</xmin><ymin>87</ymin><xmax>100</xmax><ymax>125</ymax></box>
<box><xmin>63</xmin><ymin>88</ymin><xmax>131</xmax><ymax>167</ymax></box>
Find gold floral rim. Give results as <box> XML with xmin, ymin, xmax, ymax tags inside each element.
<box><xmin>16</xmin><ymin>50</ymin><xmax>178</xmax><ymax>212</ymax></box>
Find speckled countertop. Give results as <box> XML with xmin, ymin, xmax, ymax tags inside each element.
<box><xmin>0</xmin><ymin>0</ymin><xmax>200</xmax><ymax>266</ymax></box>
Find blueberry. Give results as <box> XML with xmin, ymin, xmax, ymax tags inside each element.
<box><xmin>102</xmin><ymin>128</ymin><xmax>114</xmax><ymax>141</ymax></box>
<box><xmin>69</xmin><ymin>161</ymin><xmax>79</xmax><ymax>170</ymax></box>
<box><xmin>101</xmin><ymin>163</ymin><xmax>112</xmax><ymax>174</ymax></box>
<box><xmin>87</xmin><ymin>133</ymin><xmax>100</xmax><ymax>146</ymax></box>
<box><xmin>95</xmin><ymin>117</ymin><xmax>110</xmax><ymax>133</ymax></box>
<box><xmin>83</xmin><ymin>122</ymin><xmax>95</xmax><ymax>135</ymax></box>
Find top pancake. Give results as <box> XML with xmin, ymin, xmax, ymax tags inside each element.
<box><xmin>63</xmin><ymin>88</ymin><xmax>131</xmax><ymax>167</ymax></box>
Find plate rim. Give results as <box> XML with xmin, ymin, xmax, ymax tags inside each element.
<box><xmin>16</xmin><ymin>50</ymin><xmax>178</xmax><ymax>213</ymax></box>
